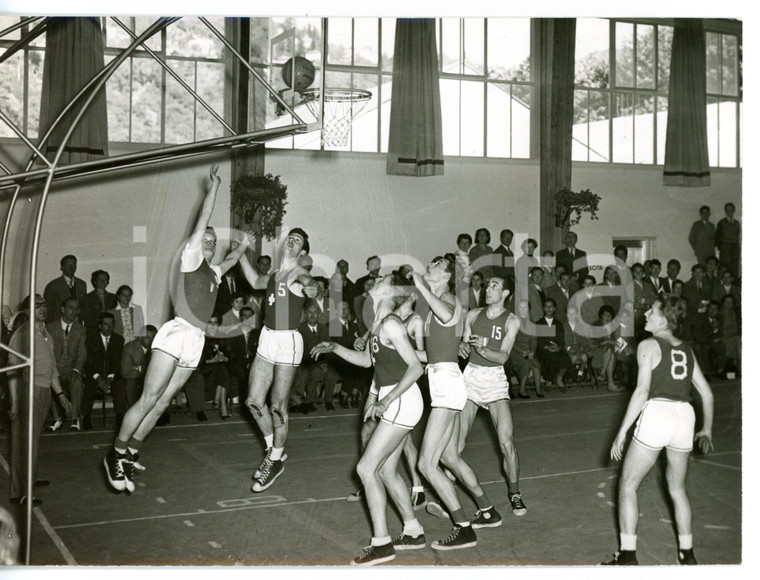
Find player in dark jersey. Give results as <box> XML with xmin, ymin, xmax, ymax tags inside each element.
<box><xmin>459</xmin><ymin>276</ymin><xmax>527</xmax><ymax>516</ymax></box>
<box><xmin>104</xmin><ymin>166</ymin><xmax>254</xmax><ymax>494</ymax></box>
<box><xmin>408</xmin><ymin>256</ymin><xmax>499</xmax><ymax>551</ymax></box>
<box><xmin>312</xmin><ymin>271</ymin><xmax>424</xmax><ymax>565</ymax></box>
<box><xmin>603</xmin><ymin>296</ymin><xmax>714</xmax><ymax>566</ymax></box>
<box><xmin>238</xmin><ymin>228</ymin><xmax>317</xmax><ymax>492</ymax></box>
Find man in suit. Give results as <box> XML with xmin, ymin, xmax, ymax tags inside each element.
<box><xmin>688</xmin><ymin>205</ymin><xmax>717</xmax><ymax>267</ymax></box>
<box><xmin>716</xmin><ymin>202</ymin><xmax>741</xmax><ymax>277</ymax></box>
<box><xmin>712</xmin><ymin>270</ymin><xmax>740</xmax><ymax>304</ymax></box>
<box><xmin>492</xmin><ymin>228</ymin><xmax>515</xmax><ymax>284</ymax></box>
<box><xmin>228</xmin><ymin>306</ymin><xmax>258</xmax><ymax>403</ymax></box>
<box><xmin>332</xmin><ymin>300</ymin><xmax>363</xmax><ymax>408</ymax></box>
<box><xmin>46</xmin><ymin>297</ymin><xmax>87</xmax><ymax>431</ymax></box>
<box><xmin>114</xmin><ymin>325</ymin><xmax>158</xmax><ymax>430</ymax></box>
<box><xmin>683</xmin><ymin>264</ymin><xmax>712</xmax><ymax>322</ymax></box>
<box><xmin>330</xmin><ymin>259</ymin><xmax>356</xmax><ymax>308</ymax></box>
<box><xmin>547</xmin><ymin>271</ymin><xmax>573</xmax><ymax>323</ymax></box>
<box><xmin>597</xmin><ymin>266</ymin><xmax>623</xmax><ymax>317</ymax></box>
<box><xmin>644</xmin><ymin>259</ymin><xmax>663</xmax><ymax>295</ymax></box>
<box><xmin>80</xmin><ymin>270</ymin><xmax>118</xmax><ymax>338</ymax></box>
<box><xmin>354</xmin><ymin>256</ymin><xmax>381</xmax><ymax>300</ymax></box>
<box><xmin>467</xmin><ymin>271</ymin><xmax>487</xmax><ymax>311</ymax></box>
<box><xmin>83</xmin><ymin>312</ymin><xmax>124</xmax><ymax>430</ymax></box>
<box><xmin>215</xmin><ymin>262</ymin><xmax>251</xmax><ymax>318</ymax></box>
<box><xmin>686</xmin><ymin>301</ymin><xmax>725</xmax><ymax>378</ymax></box>
<box><xmin>555</xmin><ymin>231</ymin><xmax>588</xmax><ymax>285</ymax></box>
<box><xmin>704</xmin><ymin>256</ymin><xmax>720</xmax><ymax>298</ymax></box>
<box><xmin>535</xmin><ymin>298</ymin><xmax>571</xmax><ymax>393</ymax></box>
<box><xmin>660</xmin><ymin>259</ymin><xmax>682</xmax><ymax>295</ymax></box>
<box><xmin>221</xmin><ymin>292</ymin><xmax>246</xmax><ymax>334</ymax></box>
<box><xmin>312</xmin><ymin>276</ymin><xmax>331</xmax><ymax>325</ymax></box>
<box><xmin>291</xmin><ymin>301</ymin><xmax>341</xmax><ymax>412</ymax></box>
<box><xmin>571</xmin><ymin>275</ymin><xmax>604</xmax><ymax>328</ymax></box>
<box><xmin>527</xmin><ymin>267</ymin><xmax>547</xmax><ymax>322</ymax></box>
<box><xmin>43</xmin><ymin>255</ymin><xmax>87</xmax><ymax>324</ymax></box>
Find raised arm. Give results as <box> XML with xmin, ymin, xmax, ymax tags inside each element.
<box><xmin>216</xmin><ymin>231</ymin><xmax>254</xmax><ymax>278</ymax></box>
<box><xmin>410</xmin><ymin>272</ymin><xmax>456</xmax><ymax>323</ymax></box>
<box><xmin>188</xmin><ymin>165</ymin><xmax>222</xmax><ymax>250</ymax></box>
<box><xmin>610</xmin><ymin>339</ymin><xmax>656</xmax><ymax>460</ymax></box>
<box><xmin>690</xmin><ymin>354</ymin><xmax>715</xmax><ymax>453</ymax></box>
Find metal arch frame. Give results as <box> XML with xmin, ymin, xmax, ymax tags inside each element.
<box><xmin>0</xmin><ymin>16</ymin><xmax>311</xmax><ymax>564</ymax></box>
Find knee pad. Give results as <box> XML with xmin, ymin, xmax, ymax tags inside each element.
<box><xmin>272</xmin><ymin>407</ymin><xmax>286</xmax><ymax>426</ymax></box>
<box><xmin>246</xmin><ymin>400</ymin><xmax>263</xmax><ymax>418</ymax></box>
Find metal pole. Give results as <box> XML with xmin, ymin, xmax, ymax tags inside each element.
<box><xmin>0</xmin><ymin>16</ymin><xmax>42</xmax><ymax>40</ymax></box>
<box><xmin>110</xmin><ymin>17</ymin><xmax>235</xmax><ymax>136</ymax></box>
<box><xmin>0</xmin><ymin>18</ymin><xmax>47</xmax><ymax>65</ymax></box>
<box><xmin>0</xmin><ymin>110</ymin><xmax>53</xmax><ymax>166</ymax></box>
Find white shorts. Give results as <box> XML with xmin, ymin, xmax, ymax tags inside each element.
<box><xmin>633</xmin><ymin>399</ymin><xmax>695</xmax><ymax>452</ymax></box>
<box><xmin>256</xmin><ymin>326</ymin><xmax>304</xmax><ymax>366</ymax></box>
<box><xmin>369</xmin><ymin>382</ymin><xmax>423</xmax><ymax>430</ymax></box>
<box><xmin>428</xmin><ymin>362</ymin><xmax>467</xmax><ymax>411</ymax></box>
<box><xmin>152</xmin><ymin>317</ymin><xmax>205</xmax><ymax>369</ymax></box>
<box><xmin>463</xmin><ymin>363</ymin><xmax>510</xmax><ymax>409</ymax></box>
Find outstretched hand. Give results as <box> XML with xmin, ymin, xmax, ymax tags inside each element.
<box><xmin>311</xmin><ymin>341</ymin><xmax>335</xmax><ymax>360</ymax></box>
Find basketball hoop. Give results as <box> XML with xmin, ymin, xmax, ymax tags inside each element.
<box><xmin>300</xmin><ymin>88</ymin><xmax>372</xmax><ymax>148</ymax></box>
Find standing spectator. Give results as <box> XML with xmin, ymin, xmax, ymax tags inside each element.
<box><xmin>704</xmin><ymin>256</ymin><xmax>721</xmax><ymax>296</ymax></box>
<box><xmin>683</xmin><ymin>264</ymin><xmax>711</xmax><ymax>319</ymax></box>
<box><xmin>115</xmin><ymin>326</ymin><xmax>157</xmax><ymax>429</ymax></box>
<box><xmin>540</xmin><ymin>250</ymin><xmax>558</xmax><ymax>289</ymax></box>
<box><xmin>46</xmin><ymin>297</ymin><xmax>87</xmax><ymax>431</ymax></box>
<box><xmin>547</xmin><ymin>270</ymin><xmax>573</xmax><ymax>323</ymax></box>
<box><xmin>7</xmin><ymin>295</ymin><xmax>72</xmax><ymax>505</ymax></box>
<box><xmin>688</xmin><ymin>205</ymin><xmax>717</xmax><ymax>266</ymax></box>
<box><xmin>221</xmin><ymin>292</ymin><xmax>246</xmax><ymax>332</ymax></box>
<box><xmin>109</xmin><ymin>285</ymin><xmax>145</xmax><ymax>344</ymax></box>
<box><xmin>312</xmin><ymin>276</ymin><xmax>331</xmax><ymax>325</ymax></box>
<box><xmin>660</xmin><ymin>259</ymin><xmax>683</xmax><ymax>295</ymax></box>
<box><xmin>468</xmin><ymin>227</ymin><xmax>493</xmax><ymax>277</ymax></box>
<box><xmin>454</xmin><ymin>233</ymin><xmax>474</xmax><ymax>286</ymax></box>
<box><xmin>645</xmin><ymin>259</ymin><xmax>663</xmax><ymax>295</ymax></box>
<box><xmin>672</xmin><ymin>280</ymin><xmax>685</xmax><ymax>300</ymax></box>
<box><xmin>715</xmin><ymin>202</ymin><xmax>740</xmax><ymax>277</ymax></box>
<box><xmin>515</xmin><ymin>237</ymin><xmax>539</xmax><ymax>304</ymax></box>
<box><xmin>467</xmin><ymin>271</ymin><xmax>487</xmax><ymax>311</ymax></box>
<box><xmin>355</xmin><ymin>256</ymin><xmax>382</xmax><ymax>300</ymax></box>
<box><xmin>292</xmin><ymin>302</ymin><xmax>340</xmax><ymax>412</ymax></box>
<box><xmin>555</xmin><ymin>231</ymin><xmax>589</xmax><ymax>284</ymax></box>
<box><xmin>330</xmin><ymin>259</ymin><xmax>356</xmax><ymax>307</ymax></box>
<box><xmin>196</xmin><ymin>316</ymin><xmax>233</xmax><ymax>421</ymax></box>
<box><xmin>83</xmin><ymin>312</ymin><xmax>124</xmax><ymax>430</ymax></box>
<box><xmin>631</xmin><ymin>263</ymin><xmax>657</xmax><ymax>338</ymax></box>
<box><xmin>613</xmin><ymin>245</ymin><xmax>629</xmax><ymax>267</ymax></box>
<box><xmin>527</xmin><ymin>267</ymin><xmax>547</xmax><ymax>322</ymax></box>
<box><xmin>43</xmin><ymin>255</ymin><xmax>87</xmax><ymax>324</ymax></box>
<box><xmin>687</xmin><ymin>301</ymin><xmax>724</xmax><ymax>378</ymax></box>
<box><xmin>493</xmin><ymin>228</ymin><xmax>515</xmax><ymax>284</ymax></box>
<box><xmin>333</xmin><ymin>301</ymin><xmax>363</xmax><ymax>408</ymax></box>
<box><xmin>80</xmin><ymin>270</ymin><xmax>117</xmax><ymax>338</ymax></box>
<box><xmin>535</xmin><ymin>298</ymin><xmax>571</xmax><ymax>392</ymax></box>
<box><xmin>353</xmin><ymin>278</ymin><xmax>375</xmax><ymax>335</ymax></box>
<box><xmin>215</xmin><ymin>261</ymin><xmax>250</xmax><ymax>319</ymax></box>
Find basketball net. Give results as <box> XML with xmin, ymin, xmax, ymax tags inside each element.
<box><xmin>301</xmin><ymin>89</ymin><xmax>371</xmax><ymax>148</ymax></box>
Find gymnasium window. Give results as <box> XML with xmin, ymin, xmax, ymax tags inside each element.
<box><xmin>573</xmin><ymin>18</ymin><xmax>742</xmax><ymax>168</ymax></box>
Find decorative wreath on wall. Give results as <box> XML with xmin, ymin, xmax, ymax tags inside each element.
<box><xmin>554</xmin><ymin>188</ymin><xmax>601</xmax><ymax>228</ymax></box>
<box><xmin>230</xmin><ymin>173</ymin><xmax>288</xmax><ymax>241</ymax></box>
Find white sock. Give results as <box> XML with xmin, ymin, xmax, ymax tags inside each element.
<box><xmin>270</xmin><ymin>447</ymin><xmax>284</xmax><ymax>461</ymax></box>
<box><xmin>678</xmin><ymin>535</ymin><xmax>693</xmax><ymax>550</ymax></box>
<box><xmin>264</xmin><ymin>434</ymin><xmax>274</xmax><ymax>449</ymax></box>
<box><xmin>371</xmin><ymin>536</ymin><xmax>391</xmax><ymax>546</ymax></box>
<box><xmin>403</xmin><ymin>519</ymin><xmax>423</xmax><ymax>537</ymax></box>
<box><xmin>411</xmin><ymin>486</ymin><xmax>424</xmax><ymax>493</ymax></box>
<box><xmin>620</xmin><ymin>533</ymin><xmax>637</xmax><ymax>551</ymax></box>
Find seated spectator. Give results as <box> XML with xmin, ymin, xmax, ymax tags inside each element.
<box><xmin>227</xmin><ymin>306</ymin><xmax>258</xmax><ymax>405</ymax></box>
<box><xmin>535</xmin><ymin>298</ymin><xmax>572</xmax><ymax>393</ymax></box>
<box><xmin>720</xmin><ymin>294</ymin><xmax>741</xmax><ymax>377</ymax></box>
<box><xmin>291</xmin><ymin>302</ymin><xmax>341</xmax><ymax>413</ymax></box>
<box><xmin>565</xmin><ymin>305</ymin><xmax>594</xmax><ymax>382</ymax></box>
<box><xmin>83</xmin><ymin>312</ymin><xmax>124</xmax><ymax>430</ymax></box>
<box><xmin>712</xmin><ymin>269</ymin><xmax>740</xmax><ymax>304</ymax></box>
<box><xmin>221</xmin><ymin>292</ymin><xmax>247</xmax><ymax>333</ymax></box>
<box><xmin>355</xmin><ymin>256</ymin><xmax>382</xmax><ymax>302</ymax></box>
<box><xmin>588</xmin><ymin>305</ymin><xmax>626</xmax><ymax>393</ymax></box>
<box><xmin>540</xmin><ymin>250</ymin><xmax>557</xmax><ymax>289</ymax></box>
<box><xmin>631</xmin><ymin>262</ymin><xmax>657</xmax><ymax>339</ymax></box>
<box><xmin>198</xmin><ymin>316</ymin><xmax>233</xmax><ymax>420</ymax></box>
<box><xmin>353</xmin><ymin>277</ymin><xmax>375</xmax><ymax>335</ymax></box>
<box><xmin>467</xmin><ymin>271</ymin><xmax>487</xmax><ymax>311</ymax></box>
<box><xmin>683</xmin><ymin>263</ymin><xmax>712</xmax><ymax>319</ymax></box>
<box><xmin>80</xmin><ymin>270</ymin><xmax>118</xmax><ymax>338</ymax></box>
<box><xmin>114</xmin><ymin>325</ymin><xmax>158</xmax><ymax>429</ymax></box>
<box><xmin>109</xmin><ymin>285</ymin><xmax>145</xmax><ymax>344</ymax></box>
<box><xmin>598</xmin><ymin>266</ymin><xmax>622</xmax><ymax>315</ymax></box>
<box><xmin>454</xmin><ymin>233</ymin><xmax>474</xmax><ymax>285</ymax></box>
<box><xmin>507</xmin><ymin>300</ymin><xmax>543</xmax><ymax>398</ymax></box>
<box><xmin>46</xmin><ymin>297</ymin><xmax>87</xmax><ymax>431</ymax></box>
<box><xmin>704</xmin><ymin>255</ymin><xmax>721</xmax><ymax>295</ymax></box>
<box><xmin>547</xmin><ymin>270</ymin><xmax>572</xmax><ymax>323</ymax></box>
<box><xmin>468</xmin><ymin>227</ymin><xmax>494</xmax><ymax>277</ymax></box>
<box><xmin>571</xmin><ymin>274</ymin><xmax>604</xmax><ymax>328</ymax></box>
<box><xmin>687</xmin><ymin>300</ymin><xmax>725</xmax><ymax>378</ymax></box>
<box><xmin>332</xmin><ymin>300</ymin><xmax>364</xmax><ymax>408</ymax></box>
<box><xmin>661</xmin><ymin>258</ymin><xmax>683</xmax><ymax>295</ymax></box>
<box><xmin>312</xmin><ymin>276</ymin><xmax>331</xmax><ymax>325</ymax></box>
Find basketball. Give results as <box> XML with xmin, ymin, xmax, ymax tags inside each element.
<box><xmin>281</xmin><ymin>56</ymin><xmax>316</xmax><ymax>90</ymax></box>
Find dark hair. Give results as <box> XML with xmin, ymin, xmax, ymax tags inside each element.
<box><xmin>583</xmin><ymin>274</ymin><xmax>597</xmax><ymax>285</ymax></box>
<box><xmin>706</xmin><ymin>256</ymin><xmax>719</xmax><ymax>265</ymax></box>
<box><xmin>474</xmin><ymin>228</ymin><xmax>491</xmax><ymax>244</ymax></box>
<box><xmin>21</xmin><ymin>294</ymin><xmax>42</xmax><ymax>311</ymax></box>
<box><xmin>542</xmin><ymin>297</ymin><xmax>556</xmax><ymax>308</ymax></box>
<box><xmin>614</xmin><ymin>244</ymin><xmax>628</xmax><ymax>257</ymax></box>
<box><xmin>366</xmin><ymin>255</ymin><xmax>380</xmax><ymax>268</ymax></box>
<box><xmin>656</xmin><ymin>295</ymin><xmax>687</xmax><ymax>330</ymax></box>
<box><xmin>433</xmin><ymin>255</ymin><xmax>457</xmax><ymax>291</ymax></box>
<box><xmin>116</xmin><ymin>285</ymin><xmax>132</xmax><ymax>298</ymax></box>
<box><xmin>598</xmin><ymin>304</ymin><xmax>616</xmax><ymax>319</ymax></box>
<box><xmin>257</xmin><ymin>254</ymin><xmax>271</xmax><ymax>264</ymax></box>
<box><xmin>708</xmin><ymin>300</ymin><xmax>721</xmax><ymax>309</ymax></box>
<box><xmin>691</xmin><ymin>263</ymin><xmax>705</xmax><ymax>273</ymax></box>
<box><xmin>61</xmin><ymin>297</ymin><xmax>79</xmax><ymax>310</ymax></box>
<box><xmin>699</xmin><ymin>205</ymin><xmax>710</xmax><ymax>213</ymax></box>
<box><xmin>725</xmin><ymin>202</ymin><xmax>735</xmax><ymax>211</ymax></box>
<box><xmin>98</xmin><ymin>312</ymin><xmax>115</xmax><ymax>324</ymax></box>
<box><xmin>500</xmin><ymin>229</ymin><xmax>513</xmax><ymax>238</ymax></box>
<box><xmin>667</xmin><ymin>259</ymin><xmax>681</xmax><ymax>269</ymax></box>
<box><xmin>530</xmin><ymin>266</ymin><xmax>543</xmax><ymax>276</ymax></box>
<box><xmin>239</xmin><ymin>306</ymin><xmax>255</xmax><ymax>317</ymax></box>
<box><xmin>649</xmin><ymin>259</ymin><xmax>661</xmax><ymax>268</ymax></box>
<box><xmin>303</xmin><ymin>299</ymin><xmax>319</xmax><ymax>312</ymax></box>
<box><xmin>91</xmin><ymin>269</ymin><xmax>110</xmax><ymax>286</ymax></box>
<box><xmin>387</xmin><ymin>270</ymin><xmax>415</xmax><ymax>310</ymax></box>
<box><xmin>632</xmin><ymin>262</ymin><xmax>644</xmax><ymax>272</ymax></box>
<box><xmin>144</xmin><ymin>324</ymin><xmax>158</xmax><ymax>334</ymax></box>
<box><xmin>721</xmin><ymin>294</ymin><xmax>736</xmax><ymax>307</ymax></box>
<box><xmin>60</xmin><ymin>254</ymin><xmax>77</xmax><ymax>267</ymax></box>
<box><xmin>457</xmin><ymin>233</ymin><xmax>472</xmax><ymax>245</ymax></box>
<box><xmin>526</xmin><ymin>238</ymin><xmax>538</xmax><ymax>247</ymax></box>
<box><xmin>231</xmin><ymin>292</ymin><xmax>246</xmax><ymax>302</ymax></box>
<box><xmin>491</xmin><ymin>275</ymin><xmax>514</xmax><ymax>297</ymax></box>
<box><xmin>288</xmin><ymin>228</ymin><xmax>310</xmax><ymax>254</ymax></box>
<box><xmin>542</xmin><ymin>250</ymin><xmax>555</xmax><ymax>257</ymax></box>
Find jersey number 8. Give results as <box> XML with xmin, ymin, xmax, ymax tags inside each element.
<box><xmin>670</xmin><ymin>350</ymin><xmax>688</xmax><ymax>380</ymax></box>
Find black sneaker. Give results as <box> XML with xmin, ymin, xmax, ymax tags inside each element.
<box><xmin>601</xmin><ymin>550</ymin><xmax>639</xmax><ymax>565</ymax></box>
<box><xmin>103</xmin><ymin>449</ymin><xmax>127</xmax><ymax>492</ymax></box>
<box><xmin>678</xmin><ymin>549</ymin><xmax>698</xmax><ymax>565</ymax></box>
<box><xmin>431</xmin><ymin>524</ymin><xmax>477</xmax><ymax>551</ymax></box>
<box><xmin>253</xmin><ymin>449</ymin><xmax>288</xmax><ymax>480</ymax></box>
<box><xmin>350</xmin><ymin>542</ymin><xmax>396</xmax><ymax>566</ymax></box>
<box><xmin>122</xmin><ymin>451</ymin><xmax>137</xmax><ymax>494</ymax></box>
<box><xmin>509</xmin><ymin>493</ymin><xmax>527</xmax><ymax>516</ymax></box>
<box><xmin>411</xmin><ymin>489</ymin><xmax>427</xmax><ymax>510</ymax></box>
<box><xmin>471</xmin><ymin>506</ymin><xmax>502</xmax><ymax>529</ymax></box>
<box><xmin>392</xmin><ymin>532</ymin><xmax>426</xmax><ymax>550</ymax></box>
<box><xmin>325</xmin><ymin>401</ymin><xmax>335</xmax><ymax>411</ymax></box>
<box><xmin>251</xmin><ymin>459</ymin><xmax>284</xmax><ymax>492</ymax></box>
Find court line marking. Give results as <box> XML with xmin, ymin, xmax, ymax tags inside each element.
<box><xmin>704</xmin><ymin>524</ymin><xmax>732</xmax><ymax>530</ymax></box>
<box><xmin>53</xmin><ymin>465</ymin><xmax>621</xmax><ymax>531</ymax></box>
<box><xmin>693</xmin><ymin>459</ymin><xmax>741</xmax><ymax>471</ymax></box>
<box><xmin>0</xmin><ymin>450</ymin><xmax>76</xmax><ymax>564</ymax></box>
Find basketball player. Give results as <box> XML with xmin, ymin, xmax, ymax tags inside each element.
<box><xmin>237</xmin><ymin>228</ymin><xmax>317</xmax><ymax>492</ymax></box>
<box><xmin>104</xmin><ymin>166</ymin><xmax>253</xmax><ymax>494</ymax></box>
<box><xmin>458</xmin><ymin>276</ymin><xmax>527</xmax><ymax>516</ymax></box>
<box><xmin>408</xmin><ymin>257</ymin><xmax>500</xmax><ymax>550</ymax></box>
<box><xmin>603</xmin><ymin>296</ymin><xmax>714</xmax><ymax>565</ymax></box>
<box><xmin>312</xmin><ymin>271</ymin><xmax>425</xmax><ymax>565</ymax></box>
